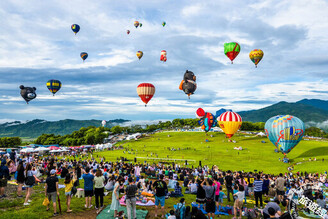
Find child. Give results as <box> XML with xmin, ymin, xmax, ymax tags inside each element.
<box><xmin>167</xmin><ymin>209</ymin><xmax>176</xmax><ymax>219</ymax></box>
<box><xmin>233</xmin><ymin>184</ymin><xmax>239</xmax><ymax>200</ymax></box>
<box><xmin>268</xmin><ymin>184</ymin><xmax>276</xmax><ymax>198</ymax></box>
<box><xmin>233</xmin><ymin>185</ymin><xmax>245</xmax><ymax>219</ymax></box>
<box><xmin>175</xmin><ymin>198</ymin><xmax>186</xmax><ymax>219</ymax></box>
<box><xmin>218</xmin><ymin>187</ymin><xmax>224</xmax><ymax>211</ymax></box>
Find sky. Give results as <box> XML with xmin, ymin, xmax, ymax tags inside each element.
<box><xmin>0</xmin><ymin>0</ymin><xmax>328</xmax><ymax>122</ymax></box>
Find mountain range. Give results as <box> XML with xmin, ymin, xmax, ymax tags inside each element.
<box><xmin>0</xmin><ymin>119</ymin><xmax>129</xmax><ymax>138</ymax></box>
<box><xmin>238</xmin><ymin>99</ymin><xmax>328</xmax><ymax>124</ymax></box>
<box><xmin>2</xmin><ymin>99</ymin><xmax>328</xmax><ymax>138</ymax></box>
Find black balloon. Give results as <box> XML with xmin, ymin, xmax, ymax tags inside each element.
<box><xmin>182</xmin><ymin>70</ymin><xmax>197</xmax><ymax>96</ymax></box>
<box><xmin>20</xmin><ymin>85</ymin><xmax>37</xmax><ymax>104</ymax></box>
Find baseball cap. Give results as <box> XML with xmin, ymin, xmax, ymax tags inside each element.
<box><xmin>50</xmin><ymin>169</ymin><xmax>56</xmax><ymax>175</ymax></box>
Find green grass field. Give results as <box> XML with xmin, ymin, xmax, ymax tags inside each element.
<box><xmin>94</xmin><ymin>131</ymin><xmax>328</xmax><ymax>174</ymax></box>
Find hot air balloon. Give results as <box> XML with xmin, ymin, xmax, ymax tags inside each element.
<box><xmin>160</xmin><ymin>50</ymin><xmax>167</xmax><ymax>62</ymax></box>
<box><xmin>136</xmin><ymin>51</ymin><xmax>143</xmax><ymax>60</ymax></box>
<box><xmin>46</xmin><ymin>79</ymin><xmax>62</xmax><ymax>96</ymax></box>
<box><xmin>224</xmin><ymin>42</ymin><xmax>240</xmax><ymax>64</ymax></box>
<box><xmin>139</xmin><ymin>23</ymin><xmax>142</xmax><ymax>27</ymax></box>
<box><xmin>71</xmin><ymin>24</ymin><xmax>80</xmax><ymax>35</ymax></box>
<box><xmin>218</xmin><ymin>111</ymin><xmax>242</xmax><ymax>138</ymax></box>
<box><xmin>134</xmin><ymin>21</ymin><xmax>139</xmax><ymax>28</ymax></box>
<box><xmin>265</xmin><ymin>115</ymin><xmax>305</xmax><ymax>154</ymax></box>
<box><xmin>20</xmin><ymin>85</ymin><xmax>37</xmax><ymax>104</ymax></box>
<box><xmin>80</xmin><ymin>52</ymin><xmax>88</xmax><ymax>62</ymax></box>
<box><xmin>249</xmin><ymin>49</ymin><xmax>264</xmax><ymax>68</ymax></box>
<box><xmin>215</xmin><ymin>108</ymin><xmax>232</xmax><ymax>118</ymax></box>
<box><xmin>127</xmin><ymin>30</ymin><xmax>130</xmax><ymax>34</ymax></box>
<box><xmin>179</xmin><ymin>70</ymin><xmax>197</xmax><ymax>99</ymax></box>
<box><xmin>162</xmin><ymin>21</ymin><xmax>166</xmax><ymax>27</ymax></box>
<box><xmin>102</xmin><ymin>120</ymin><xmax>107</xmax><ymax>127</ymax></box>
<box><xmin>196</xmin><ymin>108</ymin><xmax>217</xmax><ymax>133</ymax></box>
<box><xmin>137</xmin><ymin>83</ymin><xmax>155</xmax><ymax>107</ymax></box>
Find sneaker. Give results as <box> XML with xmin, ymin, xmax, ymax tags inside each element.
<box><xmin>85</xmin><ymin>204</ymin><xmax>88</xmax><ymax>208</ymax></box>
<box><xmin>95</xmin><ymin>207</ymin><xmax>98</xmax><ymax>210</ymax></box>
<box><xmin>28</xmin><ymin>199</ymin><xmax>32</xmax><ymax>203</ymax></box>
<box><xmin>88</xmin><ymin>205</ymin><xmax>93</xmax><ymax>209</ymax></box>
<box><xmin>23</xmin><ymin>202</ymin><xmax>30</xmax><ymax>206</ymax></box>
<box><xmin>53</xmin><ymin>213</ymin><xmax>59</xmax><ymax>216</ymax></box>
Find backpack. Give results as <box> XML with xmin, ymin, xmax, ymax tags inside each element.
<box><xmin>247</xmin><ymin>208</ymin><xmax>258</xmax><ymax>219</ymax></box>
<box><xmin>175</xmin><ymin>204</ymin><xmax>184</xmax><ymax>219</ymax></box>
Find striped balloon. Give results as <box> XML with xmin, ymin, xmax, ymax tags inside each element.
<box><xmin>265</xmin><ymin>115</ymin><xmax>304</xmax><ymax>154</ymax></box>
<box><xmin>46</xmin><ymin>79</ymin><xmax>62</xmax><ymax>96</ymax></box>
<box><xmin>137</xmin><ymin>83</ymin><xmax>155</xmax><ymax>107</ymax></box>
<box><xmin>217</xmin><ymin>111</ymin><xmax>242</xmax><ymax>138</ymax></box>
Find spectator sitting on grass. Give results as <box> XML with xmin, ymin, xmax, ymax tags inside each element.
<box><xmin>174</xmin><ymin>198</ymin><xmax>186</xmax><ymax>219</ymax></box>
<box><xmin>167</xmin><ymin>209</ymin><xmax>176</xmax><ymax>219</ymax></box>
<box><xmin>188</xmin><ymin>179</ymin><xmax>198</xmax><ymax>194</ymax></box>
<box><xmin>169</xmin><ymin>182</ymin><xmax>183</xmax><ymax>197</ymax></box>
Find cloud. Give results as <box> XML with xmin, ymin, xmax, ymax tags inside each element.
<box><xmin>0</xmin><ymin>0</ymin><xmax>326</xmax><ymax>121</ymax></box>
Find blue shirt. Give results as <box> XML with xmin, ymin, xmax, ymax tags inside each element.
<box><xmin>254</xmin><ymin>180</ymin><xmax>263</xmax><ymax>192</ymax></box>
<box><xmin>82</xmin><ymin>173</ymin><xmax>94</xmax><ymax>191</ymax></box>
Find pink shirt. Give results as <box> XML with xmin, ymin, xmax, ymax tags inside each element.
<box><xmin>214</xmin><ymin>181</ymin><xmax>221</xmax><ymax>195</ymax></box>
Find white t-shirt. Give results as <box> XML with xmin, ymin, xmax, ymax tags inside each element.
<box><xmin>235</xmin><ymin>191</ymin><xmax>245</xmax><ymax>201</ymax></box>
<box><xmin>167</xmin><ymin>215</ymin><xmax>176</xmax><ymax>219</ymax></box>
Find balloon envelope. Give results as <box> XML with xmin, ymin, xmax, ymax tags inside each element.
<box><xmin>249</xmin><ymin>49</ymin><xmax>264</xmax><ymax>67</ymax></box>
<box><xmin>224</xmin><ymin>42</ymin><xmax>240</xmax><ymax>63</ymax></box>
<box><xmin>136</xmin><ymin>51</ymin><xmax>143</xmax><ymax>60</ymax></box>
<box><xmin>218</xmin><ymin>111</ymin><xmax>242</xmax><ymax>138</ymax></box>
<box><xmin>265</xmin><ymin>115</ymin><xmax>305</xmax><ymax>154</ymax></box>
<box><xmin>137</xmin><ymin>83</ymin><xmax>155</xmax><ymax>105</ymax></box>
<box><xmin>199</xmin><ymin>112</ymin><xmax>216</xmax><ymax>133</ymax></box>
<box><xmin>134</xmin><ymin>21</ymin><xmax>139</xmax><ymax>28</ymax></box>
<box><xmin>71</xmin><ymin>24</ymin><xmax>80</xmax><ymax>34</ymax></box>
<box><xmin>46</xmin><ymin>79</ymin><xmax>62</xmax><ymax>96</ymax></box>
<box><xmin>80</xmin><ymin>52</ymin><xmax>88</xmax><ymax>61</ymax></box>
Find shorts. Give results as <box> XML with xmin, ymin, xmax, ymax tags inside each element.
<box><xmin>0</xmin><ymin>178</ymin><xmax>7</xmax><ymax>187</ymax></box>
<box><xmin>218</xmin><ymin>198</ymin><xmax>223</xmax><ymax>203</ymax></box>
<box><xmin>277</xmin><ymin>190</ymin><xmax>285</xmax><ymax>196</ymax></box>
<box><xmin>234</xmin><ymin>199</ymin><xmax>243</xmax><ymax>209</ymax></box>
<box><xmin>65</xmin><ymin>191</ymin><xmax>72</xmax><ymax>196</ymax></box>
<box><xmin>47</xmin><ymin>192</ymin><xmax>57</xmax><ymax>203</ymax></box>
<box><xmin>85</xmin><ymin>190</ymin><xmax>94</xmax><ymax>197</ymax></box>
<box><xmin>215</xmin><ymin>195</ymin><xmax>220</xmax><ymax>202</ymax></box>
<box><xmin>205</xmin><ymin>199</ymin><xmax>216</xmax><ymax>213</ymax></box>
<box><xmin>155</xmin><ymin>196</ymin><xmax>165</xmax><ymax>207</ymax></box>
<box><xmin>248</xmin><ymin>187</ymin><xmax>254</xmax><ymax>193</ymax></box>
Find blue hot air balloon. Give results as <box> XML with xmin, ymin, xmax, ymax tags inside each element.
<box><xmin>265</xmin><ymin>115</ymin><xmax>305</xmax><ymax>154</ymax></box>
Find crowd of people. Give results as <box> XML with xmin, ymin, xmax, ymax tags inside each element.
<box><xmin>1</xmin><ymin>151</ymin><xmax>328</xmax><ymax>219</ymax></box>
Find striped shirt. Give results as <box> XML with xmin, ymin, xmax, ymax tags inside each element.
<box><xmin>254</xmin><ymin>180</ymin><xmax>263</xmax><ymax>192</ymax></box>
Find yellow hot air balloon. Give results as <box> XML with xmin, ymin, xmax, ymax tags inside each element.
<box><xmin>249</xmin><ymin>49</ymin><xmax>264</xmax><ymax>67</ymax></box>
<box><xmin>217</xmin><ymin>112</ymin><xmax>242</xmax><ymax>138</ymax></box>
<box><xmin>136</xmin><ymin>51</ymin><xmax>143</xmax><ymax>60</ymax></box>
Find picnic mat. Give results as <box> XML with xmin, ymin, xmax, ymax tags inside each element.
<box><xmin>191</xmin><ymin>202</ymin><xmax>230</xmax><ymax>215</ymax></box>
<box><xmin>119</xmin><ymin>195</ymin><xmax>155</xmax><ymax>206</ymax></box>
<box><xmin>97</xmin><ymin>205</ymin><xmax>148</xmax><ymax>219</ymax></box>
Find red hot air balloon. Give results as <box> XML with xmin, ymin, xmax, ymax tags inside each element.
<box><xmin>137</xmin><ymin>83</ymin><xmax>155</xmax><ymax>107</ymax></box>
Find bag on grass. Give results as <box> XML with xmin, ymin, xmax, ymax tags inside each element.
<box><xmin>43</xmin><ymin>197</ymin><xmax>50</xmax><ymax>206</ymax></box>
<box><xmin>71</xmin><ymin>186</ymin><xmax>77</xmax><ymax>195</ymax></box>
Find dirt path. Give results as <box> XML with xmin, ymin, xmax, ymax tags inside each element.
<box><xmin>57</xmin><ymin>209</ymin><xmax>98</xmax><ymax>219</ymax></box>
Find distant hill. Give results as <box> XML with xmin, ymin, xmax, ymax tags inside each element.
<box><xmin>0</xmin><ymin>119</ymin><xmax>129</xmax><ymax>138</ymax></box>
<box><xmin>239</xmin><ymin>99</ymin><xmax>328</xmax><ymax>123</ymax></box>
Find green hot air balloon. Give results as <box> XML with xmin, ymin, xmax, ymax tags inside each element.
<box><xmin>224</xmin><ymin>42</ymin><xmax>240</xmax><ymax>64</ymax></box>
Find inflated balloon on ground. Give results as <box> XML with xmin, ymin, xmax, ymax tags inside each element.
<box><xmin>265</xmin><ymin>115</ymin><xmax>305</xmax><ymax>154</ymax></box>
<box><xmin>218</xmin><ymin>111</ymin><xmax>242</xmax><ymax>138</ymax></box>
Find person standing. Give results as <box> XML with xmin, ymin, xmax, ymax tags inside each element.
<box><xmin>64</xmin><ymin>172</ymin><xmax>77</xmax><ymax>213</ymax></box>
<box><xmin>94</xmin><ymin>169</ymin><xmax>105</xmax><ymax>210</ymax></box>
<box><xmin>225</xmin><ymin>171</ymin><xmax>233</xmax><ymax>202</ymax></box>
<box><xmin>275</xmin><ymin>173</ymin><xmax>285</xmax><ymax>202</ymax></box>
<box><xmin>153</xmin><ymin>174</ymin><xmax>168</xmax><ymax>218</ymax></box>
<box><xmin>16</xmin><ymin>161</ymin><xmax>25</xmax><ymax>197</ymax></box>
<box><xmin>0</xmin><ymin>159</ymin><xmax>10</xmax><ymax>198</ymax></box>
<box><xmin>45</xmin><ymin>169</ymin><xmax>59</xmax><ymax>216</ymax></box>
<box><xmin>213</xmin><ymin>176</ymin><xmax>221</xmax><ymax>211</ymax></box>
<box><xmin>125</xmin><ymin>177</ymin><xmax>138</xmax><ymax>219</ymax></box>
<box><xmin>254</xmin><ymin>174</ymin><xmax>263</xmax><ymax>208</ymax></box>
<box><xmin>110</xmin><ymin>176</ymin><xmax>122</xmax><ymax>218</ymax></box>
<box><xmin>233</xmin><ymin>185</ymin><xmax>245</xmax><ymax>219</ymax></box>
<box><xmin>23</xmin><ymin>163</ymin><xmax>37</xmax><ymax>206</ymax></box>
<box><xmin>82</xmin><ymin>167</ymin><xmax>94</xmax><ymax>208</ymax></box>
<box><xmin>262</xmin><ymin>175</ymin><xmax>270</xmax><ymax>197</ymax></box>
<box><xmin>203</xmin><ymin>178</ymin><xmax>216</xmax><ymax>219</ymax></box>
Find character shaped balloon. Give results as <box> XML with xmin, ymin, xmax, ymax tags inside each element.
<box><xmin>160</xmin><ymin>50</ymin><xmax>167</xmax><ymax>62</ymax></box>
<box><xmin>265</xmin><ymin>115</ymin><xmax>304</xmax><ymax>155</ymax></box>
<box><xmin>137</xmin><ymin>83</ymin><xmax>155</xmax><ymax>107</ymax></box>
<box><xmin>218</xmin><ymin>111</ymin><xmax>242</xmax><ymax>138</ymax></box>
<box><xmin>136</xmin><ymin>51</ymin><xmax>143</xmax><ymax>60</ymax></box>
<box><xmin>224</xmin><ymin>42</ymin><xmax>240</xmax><ymax>64</ymax></box>
<box><xmin>20</xmin><ymin>85</ymin><xmax>37</xmax><ymax>104</ymax></box>
<box><xmin>249</xmin><ymin>49</ymin><xmax>264</xmax><ymax>68</ymax></box>
<box><xmin>47</xmin><ymin>79</ymin><xmax>62</xmax><ymax>96</ymax></box>
<box><xmin>80</xmin><ymin>52</ymin><xmax>88</xmax><ymax>62</ymax></box>
<box><xmin>196</xmin><ymin>108</ymin><xmax>217</xmax><ymax>133</ymax></box>
<box><xmin>179</xmin><ymin>70</ymin><xmax>197</xmax><ymax>99</ymax></box>
<box><xmin>71</xmin><ymin>24</ymin><xmax>80</xmax><ymax>35</ymax></box>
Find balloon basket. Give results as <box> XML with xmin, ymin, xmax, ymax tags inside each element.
<box><xmin>145</xmin><ymin>105</ymin><xmax>147</xmax><ymax>107</ymax></box>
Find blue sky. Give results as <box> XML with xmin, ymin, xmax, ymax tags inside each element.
<box><xmin>0</xmin><ymin>0</ymin><xmax>328</xmax><ymax>122</ymax></box>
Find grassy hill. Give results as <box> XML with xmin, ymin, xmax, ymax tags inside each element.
<box><xmin>0</xmin><ymin>119</ymin><xmax>129</xmax><ymax>138</ymax></box>
<box><xmin>95</xmin><ymin>132</ymin><xmax>328</xmax><ymax>174</ymax></box>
